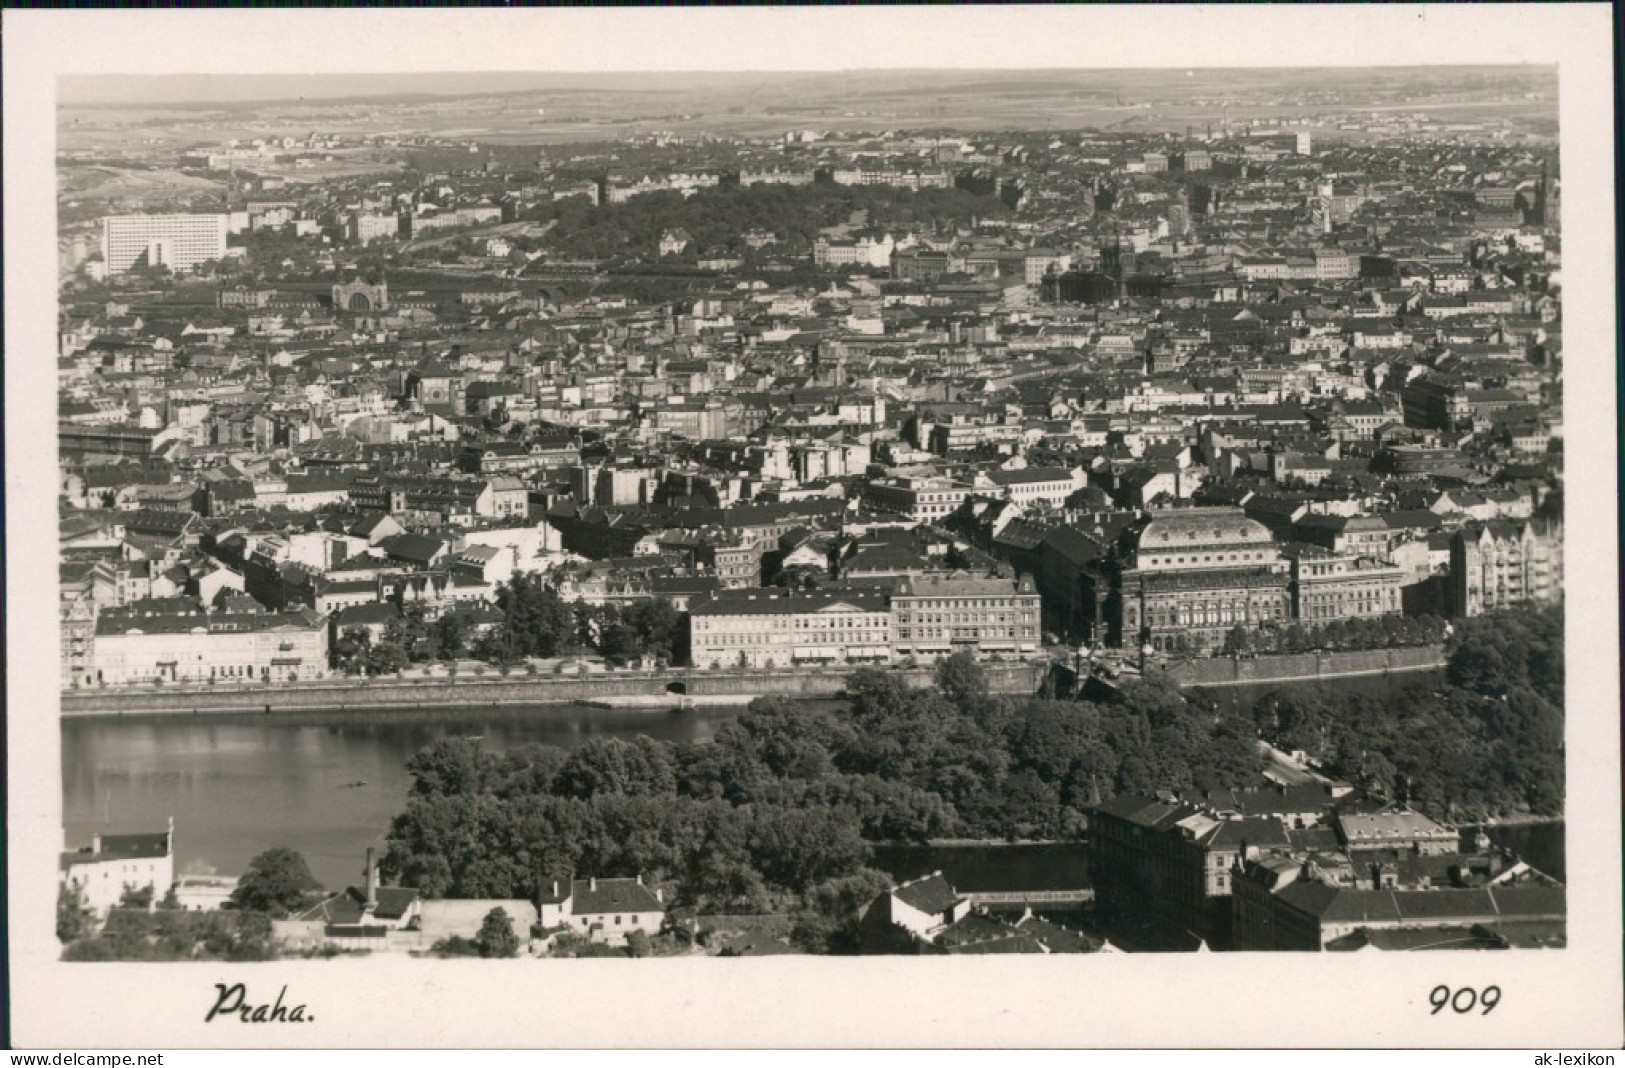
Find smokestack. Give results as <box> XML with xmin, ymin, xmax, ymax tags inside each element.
<box><xmin>364</xmin><ymin>848</ymin><xmax>378</xmax><ymax>911</ymax></box>
<box><xmin>589</xmin><ymin>876</ymin><xmax>597</xmax><ymax>891</ymax></box>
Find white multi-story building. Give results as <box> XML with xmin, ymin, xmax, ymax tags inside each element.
<box><xmin>978</xmin><ymin>467</ymin><xmax>1084</xmax><ymax>510</ymax></box>
<box><xmin>61</xmin><ymin>823</ymin><xmax>175</xmax><ymax>917</ymax></box>
<box><xmin>690</xmin><ymin>586</ymin><xmax>894</xmax><ymax>670</ymax></box>
<box><xmin>101</xmin><ymin>214</ymin><xmax>229</xmax><ymax>275</ymax></box>
<box><xmin>890</xmin><ymin>574</ymin><xmax>1042</xmax><ymax>659</ymax></box>
<box><xmin>813</xmin><ymin>234</ymin><xmax>895</xmax><ymax>269</ymax></box>
<box><xmin>1313</xmin><ymin>248</ymin><xmax>1357</xmax><ymax>280</ymax></box>
<box><xmin>350</xmin><ymin>212</ymin><xmax>400</xmax><ymax>244</ymax></box>
<box><xmin>1450</xmin><ymin>519</ymin><xmax>1564</xmax><ymax>617</ymax></box>
<box><xmin>91</xmin><ymin>606</ymin><xmax>329</xmax><ymax>685</ymax></box>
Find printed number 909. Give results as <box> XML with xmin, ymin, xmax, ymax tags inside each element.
<box><xmin>1429</xmin><ymin>985</ymin><xmax>1500</xmax><ymax>1015</ymax></box>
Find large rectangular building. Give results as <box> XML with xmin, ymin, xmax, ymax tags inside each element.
<box><xmin>689</xmin><ymin>586</ymin><xmax>894</xmax><ymax>670</ymax></box>
<box><xmin>101</xmin><ymin>214</ymin><xmax>229</xmax><ymax>275</ymax></box>
<box><xmin>861</xmin><ymin>474</ymin><xmax>976</xmax><ymax>523</ymax></box>
<box><xmin>891</xmin><ymin>574</ymin><xmax>1042</xmax><ymax>658</ymax></box>
<box><xmin>1285</xmin><ymin>546</ymin><xmax>1407</xmax><ymax>624</ymax></box>
<box><xmin>92</xmin><ymin>605</ymin><xmax>328</xmax><ymax>685</ymax></box>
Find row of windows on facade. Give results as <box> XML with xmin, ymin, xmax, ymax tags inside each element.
<box><xmin>909</xmin><ymin>598</ymin><xmax>1035</xmax><ymax>608</ymax></box>
<box><xmin>702</xmin><ymin>633</ymin><xmax>888</xmax><ymax>646</ymax></box>
<box><xmin>1129</xmin><ymin>602</ymin><xmax>1287</xmax><ymax>627</ymax></box>
<box><xmin>695</xmin><ymin>616</ymin><xmax>886</xmax><ymax>632</ymax></box>
<box><xmin>1301</xmin><ymin>604</ymin><xmax>1392</xmax><ymax>620</ymax></box>
<box><xmin>1144</xmin><ymin>550</ymin><xmax>1273</xmax><ymax>566</ymax></box>
<box><xmin>900</xmin><ymin>613</ymin><xmax>1036</xmax><ymax>625</ymax></box>
<box><xmin>1301</xmin><ymin>588</ymin><xmax>1398</xmax><ymax>601</ymax></box>
<box><xmin>699</xmin><ymin>610</ymin><xmax>1035</xmax><ymax>632</ymax></box>
<box><xmin>898</xmin><ymin>628</ymin><xmax>1035</xmax><ymax>639</ymax></box>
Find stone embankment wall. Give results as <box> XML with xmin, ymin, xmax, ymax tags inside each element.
<box><xmin>60</xmin><ymin>662</ymin><xmax>1048</xmax><ymax>717</ymax></box>
<box><xmin>1163</xmin><ymin>644</ymin><xmax>1446</xmax><ymax>688</ymax></box>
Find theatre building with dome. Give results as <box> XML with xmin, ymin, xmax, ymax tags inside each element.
<box><xmin>1116</xmin><ymin>507</ymin><xmax>1291</xmax><ymax>654</ymax></box>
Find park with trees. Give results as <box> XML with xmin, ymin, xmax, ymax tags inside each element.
<box><xmin>1248</xmin><ymin>602</ymin><xmax>1563</xmax><ymax>821</ymax></box>
<box><xmin>379</xmin><ymin>603</ymin><xmax>1562</xmax><ymax>951</ymax></box>
<box><xmin>378</xmin><ymin>648</ymin><xmax>1267</xmax><ymax>951</ymax></box>
<box><xmin>536</xmin><ymin>180</ymin><xmax>1011</xmax><ymax>265</ymax></box>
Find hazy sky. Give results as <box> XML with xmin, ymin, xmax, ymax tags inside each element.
<box><xmin>59</xmin><ymin>66</ymin><xmax>1552</xmax><ymax>109</ymax></box>
<box><xmin>57</xmin><ymin>72</ymin><xmax>793</xmax><ymax>107</ymax></box>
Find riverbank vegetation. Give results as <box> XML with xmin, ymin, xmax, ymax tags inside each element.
<box><xmin>1251</xmin><ymin>603</ymin><xmax>1563</xmax><ymax>821</ymax></box>
<box><xmin>381</xmin><ymin>605</ymin><xmax>1562</xmax><ymax>943</ymax></box>
<box><xmin>381</xmin><ymin>651</ymin><xmax>1263</xmax><ymax>948</ymax></box>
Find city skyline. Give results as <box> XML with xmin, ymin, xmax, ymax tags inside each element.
<box><xmin>46</xmin><ymin>61</ymin><xmax>1570</xmax><ymax>961</ymax></box>
<box><xmin>8</xmin><ymin>3</ymin><xmax>1620</xmax><ymax>1052</ymax></box>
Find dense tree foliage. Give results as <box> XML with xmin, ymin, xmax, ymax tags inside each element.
<box><xmin>1221</xmin><ymin>614</ymin><xmax>1449</xmax><ymax>656</ymax></box>
<box><xmin>476</xmin><ymin>907</ymin><xmax>521</xmax><ymax>958</ymax></box>
<box><xmin>378</xmin><ymin>608</ymin><xmax>1564</xmax><ymax>938</ymax></box>
<box><xmin>229</xmin><ymin>848</ymin><xmax>322</xmax><ymax>918</ymax></box>
<box><xmin>348</xmin><ymin>583</ymin><xmax>686</xmax><ymax>672</ymax></box>
<box><xmin>539</xmin><ymin>183</ymin><xmax>1009</xmax><ymax>262</ymax></box>
<box><xmin>383</xmin><ymin>657</ymin><xmax>1266</xmax><ymax>921</ymax></box>
<box><xmin>1253</xmin><ymin>604</ymin><xmax>1563</xmax><ymax>820</ymax></box>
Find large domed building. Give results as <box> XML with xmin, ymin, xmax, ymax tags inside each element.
<box><xmin>1117</xmin><ymin>507</ymin><xmax>1290</xmax><ymax>654</ymax></box>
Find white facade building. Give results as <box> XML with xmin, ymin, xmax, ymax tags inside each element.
<box><xmin>101</xmin><ymin>214</ymin><xmax>229</xmax><ymax>275</ymax></box>
<box><xmin>92</xmin><ymin>606</ymin><xmax>329</xmax><ymax>686</ymax></box>
<box><xmin>61</xmin><ymin>823</ymin><xmax>175</xmax><ymax>917</ymax></box>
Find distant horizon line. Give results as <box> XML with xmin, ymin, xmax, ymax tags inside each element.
<box><xmin>58</xmin><ymin>64</ymin><xmax>1557</xmax><ymax>108</ymax></box>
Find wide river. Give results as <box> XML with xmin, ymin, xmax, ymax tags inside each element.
<box><xmin>63</xmin><ymin>705</ymin><xmax>729</xmax><ymax>890</ymax></box>
<box><xmin>62</xmin><ymin>700</ymin><xmax>1565</xmax><ymax>892</ymax></box>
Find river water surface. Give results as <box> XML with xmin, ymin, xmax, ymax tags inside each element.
<box><xmin>63</xmin><ymin>705</ymin><xmax>727</xmax><ymax>890</ymax></box>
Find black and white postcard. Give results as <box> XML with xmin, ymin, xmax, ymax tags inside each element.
<box><xmin>5</xmin><ymin>4</ymin><xmax>1620</xmax><ymax>1050</ymax></box>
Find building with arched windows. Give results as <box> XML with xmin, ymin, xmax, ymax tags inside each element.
<box><xmin>1116</xmin><ymin>507</ymin><xmax>1290</xmax><ymax>654</ymax></box>
<box><xmin>331</xmin><ymin>278</ymin><xmax>389</xmax><ymax>313</ymax></box>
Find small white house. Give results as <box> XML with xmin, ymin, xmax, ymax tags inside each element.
<box><xmin>60</xmin><ymin>821</ymin><xmax>176</xmax><ymax>917</ymax></box>
<box><xmin>869</xmin><ymin>871</ymin><xmax>972</xmax><ymax>940</ymax></box>
<box><xmin>537</xmin><ymin>875</ymin><xmax>666</xmax><ymax>945</ymax></box>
